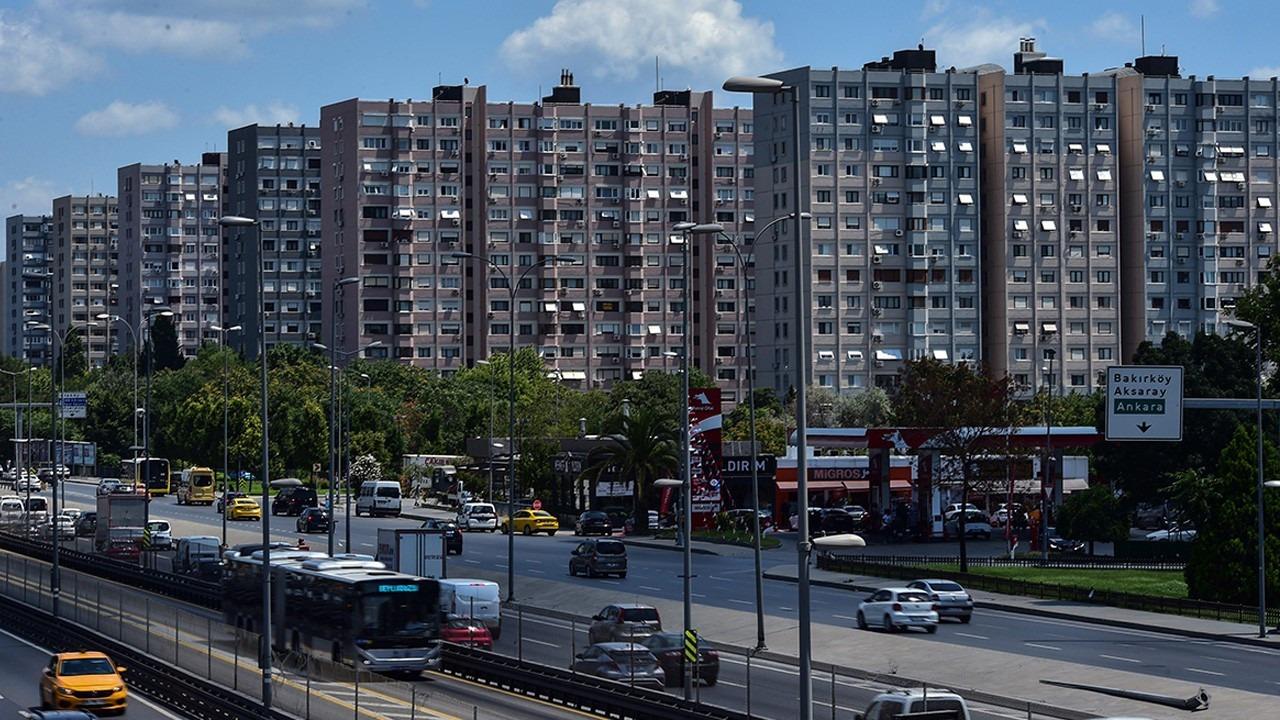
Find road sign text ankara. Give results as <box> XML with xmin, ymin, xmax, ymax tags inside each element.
<box><xmin>1105</xmin><ymin>365</ymin><xmax>1183</xmax><ymax>441</ymax></box>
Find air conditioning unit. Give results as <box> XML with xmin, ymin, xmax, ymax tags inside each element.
<box><xmin>592</xmin><ymin>288</ymin><xmax>602</xmax><ymax>296</ymax></box>
<box><xmin>451</xmin><ymin>219</ymin><xmax>460</xmax><ymax>227</ymax></box>
<box><xmin>559</xmin><ymin>288</ymin><xmax>568</xmax><ymax>296</ymax></box>
<box><xmin>894</xmin><ymin>229</ymin><xmax>904</xmax><ymax>237</ymax></box>
<box><xmin>1145</xmin><ymin>104</ymin><xmax>1155</xmax><ymax>112</ymax></box>
<box><xmin>872</xmin><ymin>255</ymin><xmax>883</xmax><ymax>264</ymax></box>
<box><xmin>1176</xmin><ymin>180</ymin><xmax>1186</xmax><ymax>187</ymax></box>
<box><xmin>875</xmin><ymin>360</ymin><xmax>885</xmax><ymax>368</ymax></box>
<box><xmin>612</xmin><ymin>221</ymin><xmax>621</xmax><ymax>228</ymax></box>
<box><xmin>487</xmin><ymin>311</ymin><xmax>494</xmax><ymax>318</ymax></box>
<box><xmin>872</xmin><ymin>178</ymin><xmax>881</xmax><ymax>186</ymax></box>
<box><xmin>872</xmin><ymin>281</ymin><xmax>883</xmax><ymax>290</ymax></box>
<box><xmin>1176</xmin><ymin>257</ymin><xmax>1186</xmax><ymax>264</ymax></box>
<box><xmin>1238</xmin><ymin>183</ymin><xmax>1246</xmax><ymax>190</ymax></box>
<box><xmin>872</xmin><ymin>334</ymin><xmax>884</xmax><ymax>343</ymax></box>
<box><xmin>872</xmin><ymin>307</ymin><xmax>883</xmax><ymax>316</ymax></box>
<box><xmin>871</xmin><ymin>126</ymin><xmax>882</xmax><ymax>134</ymax></box>
<box><xmin>1236</xmin><ymin>259</ymin><xmax>1245</xmax><ymax>267</ymax></box>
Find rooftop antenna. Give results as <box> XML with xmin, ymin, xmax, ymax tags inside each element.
<box><xmin>655</xmin><ymin>56</ymin><xmax>660</xmax><ymax>93</ymax></box>
<box><xmin>1140</xmin><ymin>14</ymin><xmax>1146</xmax><ymax>56</ymax></box>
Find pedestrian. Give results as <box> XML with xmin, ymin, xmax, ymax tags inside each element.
<box><xmin>296</xmin><ymin>537</ymin><xmax>310</xmax><ymax>551</ymax></box>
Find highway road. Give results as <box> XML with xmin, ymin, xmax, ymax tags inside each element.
<box><xmin>0</xmin><ymin>625</ymin><xmax>178</xmax><ymax>719</ymax></box>
<box><xmin>52</xmin><ymin>483</ymin><xmax>1280</xmax><ymax>708</ymax></box>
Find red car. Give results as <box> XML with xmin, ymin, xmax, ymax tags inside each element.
<box><xmin>441</xmin><ymin>618</ymin><xmax>493</xmax><ymax>649</ymax></box>
<box><xmin>104</xmin><ymin>538</ymin><xmax>140</xmax><ymax>562</ymax></box>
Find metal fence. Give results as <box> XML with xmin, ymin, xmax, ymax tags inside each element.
<box><xmin>819</xmin><ymin>552</ymin><xmax>1280</xmax><ymax>627</ymax></box>
<box><xmin>839</xmin><ymin>554</ymin><xmax>1186</xmax><ymax>571</ymax></box>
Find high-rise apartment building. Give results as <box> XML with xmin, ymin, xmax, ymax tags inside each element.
<box><xmin>51</xmin><ymin>194</ymin><xmax>118</xmax><ymax>368</ymax></box>
<box><xmin>117</xmin><ymin>154</ymin><xmax>227</xmax><ymax>357</ymax></box>
<box><xmin>320</xmin><ymin>74</ymin><xmax>755</xmax><ymax>399</ymax></box>
<box><xmin>751</xmin><ymin>51</ymin><xmax>984</xmax><ymax>394</ymax></box>
<box><xmin>976</xmin><ymin>40</ymin><xmax>1123</xmax><ymax>394</ymax></box>
<box><xmin>225</xmin><ymin>124</ymin><xmax>323</xmax><ymax>357</ymax></box>
<box><xmin>4</xmin><ymin>214</ymin><xmax>54</xmax><ymax>364</ymax></box>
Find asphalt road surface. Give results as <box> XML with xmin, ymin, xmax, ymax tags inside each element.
<box><xmin>54</xmin><ymin>484</ymin><xmax>1280</xmax><ymax>705</ymax></box>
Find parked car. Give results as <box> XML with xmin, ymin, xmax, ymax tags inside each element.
<box><xmin>589</xmin><ymin>604</ymin><xmax>662</xmax><ymax>644</ymax></box>
<box><xmin>1048</xmin><ymin>535</ymin><xmax>1087</xmax><ymax>553</ymax></box>
<box><xmin>725</xmin><ymin>508</ymin><xmax>772</xmax><ymax>532</ymax></box>
<box><xmin>144</xmin><ymin>520</ymin><xmax>173</xmax><ymax>550</ymax></box>
<box><xmin>991</xmin><ymin>502</ymin><xmax>1023</xmax><ymax>526</ymax></box>
<box><xmin>570</xmin><ymin>643</ymin><xmax>665</xmax><ymax>690</ymax></box>
<box><xmin>500</xmin><ymin>509</ymin><xmax>559</xmax><ymax>536</ymax></box>
<box><xmin>1145</xmin><ymin>524</ymin><xmax>1197</xmax><ymax>542</ymax></box>
<box><xmin>906</xmin><ymin>579</ymin><xmax>974</xmax><ymax>623</ymax></box>
<box><xmin>573</xmin><ymin>511</ymin><xmax>613</xmax><ymax>536</ymax></box>
<box><xmin>943</xmin><ymin>502</ymin><xmax>982</xmax><ymax>517</ymax></box>
<box><xmin>810</xmin><ymin>508</ymin><xmax>856</xmax><ymax>537</ymax></box>
<box><xmin>226</xmin><ymin>497</ymin><xmax>262</xmax><ymax>521</ymax></box>
<box><xmin>440</xmin><ymin>617</ymin><xmax>493</xmax><ymax>649</ymax></box>
<box><xmin>456</xmin><ymin>502</ymin><xmax>499</xmax><ymax>532</ymax></box>
<box><xmin>295</xmin><ymin>508</ymin><xmax>332</xmax><ymax>534</ymax></box>
<box><xmin>640</xmin><ymin>632</ymin><xmax>719</xmax><ymax>687</ymax></box>
<box><xmin>841</xmin><ymin>505</ymin><xmax>868</xmax><ymax>524</ymax></box>
<box><xmin>569</xmin><ymin>538</ymin><xmax>628</xmax><ymax>578</ymax></box>
<box><xmin>854</xmin><ymin>688</ymin><xmax>971</xmax><ymax>720</ymax></box>
<box><xmin>216</xmin><ymin>492</ymin><xmax>245</xmax><ymax>514</ymax></box>
<box><xmin>73</xmin><ymin>512</ymin><xmax>96</xmax><ymax>538</ymax></box>
<box><xmin>856</xmin><ymin>588</ymin><xmax>940</xmax><ymax>633</ymax></box>
<box><xmin>272</xmin><ymin>485</ymin><xmax>318</xmax><ymax>516</ymax></box>
<box><xmin>944</xmin><ymin>510</ymin><xmax>993</xmax><ymax>539</ymax></box>
<box><xmin>421</xmin><ymin>517</ymin><xmax>464</xmax><ymax>555</ymax></box>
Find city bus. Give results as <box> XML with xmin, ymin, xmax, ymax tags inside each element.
<box><xmin>176</xmin><ymin>466</ymin><xmax>216</xmax><ymax>505</ymax></box>
<box><xmin>121</xmin><ymin>457</ymin><xmax>172</xmax><ymax>496</ymax></box>
<box><xmin>223</xmin><ymin>550</ymin><xmax>441</xmax><ymax>673</ymax></box>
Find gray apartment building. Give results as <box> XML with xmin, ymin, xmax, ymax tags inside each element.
<box><xmin>4</xmin><ymin>214</ymin><xmax>54</xmax><ymax>364</ymax></box>
<box><xmin>320</xmin><ymin>74</ymin><xmax>756</xmax><ymax>399</ymax></box>
<box><xmin>225</xmin><ymin>124</ymin><xmax>323</xmax><ymax>357</ymax></box>
<box><xmin>976</xmin><ymin>40</ymin><xmax>1123</xmax><ymax>394</ymax></box>
<box><xmin>117</xmin><ymin>154</ymin><xmax>227</xmax><ymax>357</ymax></box>
<box><xmin>51</xmin><ymin>194</ymin><xmax>118</xmax><ymax>368</ymax></box>
<box><xmin>751</xmin><ymin>50</ymin><xmax>984</xmax><ymax>394</ymax></box>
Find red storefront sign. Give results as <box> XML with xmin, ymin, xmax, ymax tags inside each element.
<box><xmin>689</xmin><ymin>388</ymin><xmax>723</xmax><ymax>526</ymax></box>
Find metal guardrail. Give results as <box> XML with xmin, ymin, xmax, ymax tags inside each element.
<box><xmin>0</xmin><ymin>531</ymin><xmax>222</xmax><ymax>609</ymax></box>
<box><xmin>819</xmin><ymin>553</ymin><xmax>1280</xmax><ymax>627</ymax></box>
<box><xmin>0</xmin><ymin>587</ymin><xmax>281</xmax><ymax>720</ymax></box>
<box><xmin>844</xmin><ymin>554</ymin><xmax>1186</xmax><ymax>571</ymax></box>
<box><xmin>440</xmin><ymin>644</ymin><xmax>751</xmax><ymax>720</ymax></box>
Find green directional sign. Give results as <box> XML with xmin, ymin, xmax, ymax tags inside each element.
<box><xmin>1105</xmin><ymin>365</ymin><xmax>1183</xmax><ymax>441</ymax></box>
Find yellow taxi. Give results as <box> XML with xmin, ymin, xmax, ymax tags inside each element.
<box><xmin>227</xmin><ymin>496</ymin><xmax>262</xmax><ymax>521</ymax></box>
<box><xmin>40</xmin><ymin>651</ymin><xmax>127</xmax><ymax>713</ymax></box>
<box><xmin>501</xmin><ymin>508</ymin><xmax>560</xmax><ymax>536</ymax></box>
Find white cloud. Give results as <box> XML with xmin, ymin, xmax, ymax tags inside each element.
<box><xmin>213</xmin><ymin>102</ymin><xmax>303</xmax><ymax>129</ymax></box>
<box><xmin>1089</xmin><ymin>12</ymin><xmax>1135</xmax><ymax>42</ymax></box>
<box><xmin>500</xmin><ymin>0</ymin><xmax>782</xmax><ymax>85</ymax></box>
<box><xmin>921</xmin><ymin>0</ymin><xmax>949</xmax><ymax>21</ymax></box>
<box><xmin>0</xmin><ymin>10</ymin><xmax>99</xmax><ymax>94</ymax></box>
<box><xmin>926</xmin><ymin>14</ymin><xmax>1043</xmax><ymax>68</ymax></box>
<box><xmin>74</xmin><ymin>101</ymin><xmax>180</xmax><ymax>137</ymax></box>
<box><xmin>0</xmin><ymin>176</ymin><xmax>61</xmax><ymax>217</ymax></box>
<box><xmin>1249</xmin><ymin>66</ymin><xmax>1280</xmax><ymax>80</ymax></box>
<box><xmin>60</xmin><ymin>9</ymin><xmax>247</xmax><ymax>58</ymax></box>
<box><xmin>1189</xmin><ymin>0</ymin><xmax>1219</xmax><ymax>18</ymax></box>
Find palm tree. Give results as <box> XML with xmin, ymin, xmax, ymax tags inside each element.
<box><xmin>580</xmin><ymin>406</ymin><xmax>678</xmax><ymax>534</ymax></box>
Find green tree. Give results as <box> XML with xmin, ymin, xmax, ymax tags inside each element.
<box><xmin>1019</xmin><ymin>390</ymin><xmax>1101</xmax><ymax>429</ymax></box>
<box><xmin>834</xmin><ymin>387</ymin><xmax>895</xmax><ymax>427</ymax></box>
<box><xmin>148</xmin><ymin>314</ymin><xmax>185</xmax><ymax>372</ymax></box>
<box><xmin>893</xmin><ymin>359</ymin><xmax>1021</xmax><ymax>571</ymax></box>
<box><xmin>1055</xmin><ymin>485</ymin><xmax>1128</xmax><ymax>554</ymax></box>
<box><xmin>580</xmin><ymin>405</ymin><xmax>678</xmax><ymax>534</ymax></box>
<box><xmin>1170</xmin><ymin>424</ymin><xmax>1280</xmax><ymax>603</ymax></box>
<box><xmin>723</xmin><ymin>407</ymin><xmax>788</xmax><ymax>456</ymax></box>
<box><xmin>55</xmin><ymin>328</ymin><xmax>88</xmax><ymax>380</ymax></box>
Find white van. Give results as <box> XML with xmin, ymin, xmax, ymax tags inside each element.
<box><xmin>456</xmin><ymin>502</ymin><xmax>498</xmax><ymax>532</ymax></box>
<box><xmin>438</xmin><ymin>579</ymin><xmax>502</xmax><ymax>639</ymax></box>
<box><xmin>355</xmin><ymin>481</ymin><xmax>402</xmax><ymax>518</ymax></box>
<box><xmin>0</xmin><ymin>496</ymin><xmax>24</xmax><ymax>527</ymax></box>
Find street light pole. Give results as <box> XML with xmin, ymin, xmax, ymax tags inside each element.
<box><xmin>1042</xmin><ymin>347</ymin><xmax>1056</xmax><ymax>564</ymax></box>
<box><xmin>98</xmin><ymin>315</ymin><xmax>138</xmax><ymax>452</ymax></box>
<box><xmin>477</xmin><ymin>359</ymin><xmax>496</xmax><ymax>502</ymax></box>
<box><xmin>326</xmin><ymin>278</ymin><xmax>358</xmax><ymax>556</ymax></box>
<box><xmin>210</xmin><ymin>325</ymin><xmax>242</xmax><ymax>548</ymax></box>
<box><xmin>220</xmin><ymin>214</ymin><xmax>272</xmax><ymax>709</ymax></box>
<box><xmin>1227</xmin><ymin>318</ymin><xmax>1267</xmax><ymax>638</ymax></box>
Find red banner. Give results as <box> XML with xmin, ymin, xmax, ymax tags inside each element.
<box><xmin>689</xmin><ymin>388</ymin><xmax>723</xmax><ymax>526</ymax></box>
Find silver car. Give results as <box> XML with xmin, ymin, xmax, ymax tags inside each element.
<box><xmin>570</xmin><ymin>643</ymin><xmax>666</xmax><ymax>690</ymax></box>
<box><xmin>908</xmin><ymin>579</ymin><xmax>974</xmax><ymax>623</ymax></box>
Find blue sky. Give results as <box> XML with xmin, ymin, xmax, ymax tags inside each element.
<box><xmin>2</xmin><ymin>0</ymin><xmax>1279</xmax><ymax>227</ymax></box>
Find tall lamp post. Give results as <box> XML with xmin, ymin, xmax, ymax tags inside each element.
<box><xmin>671</xmin><ymin>220</ymin><xmax>723</xmax><ymax>697</ymax></box>
<box><xmin>476</xmin><ymin>359</ymin><xmax>498</xmax><ymax>501</ymax></box>
<box><xmin>210</xmin><ymin>324</ymin><xmax>242</xmax><ymax>547</ymax></box>
<box><xmin>1227</xmin><ymin>318</ymin><xmax>1268</xmax><ymax>638</ymax></box>
<box><xmin>724</xmin><ymin>73</ymin><xmax>810</xmax><ymax>717</ymax></box>
<box><xmin>219</xmin><ymin>214</ymin><xmax>273</xmax><ymax>708</ymax></box>
<box><xmin>313</xmin><ymin>339</ymin><xmax>382</xmax><ymax>553</ymax></box>
<box><xmin>322</xmin><ymin>276</ymin><xmax>358</xmax><ymax>555</ymax></box>
<box><xmin>712</xmin><ymin>212</ymin><xmax>807</xmax><ymax>652</ymax></box>
<box><xmin>141</xmin><ymin>310</ymin><xmax>174</xmax><ymax>477</ymax></box>
<box><xmin>1</xmin><ymin>368</ymin><xmax>32</xmax><ymax>479</ymax></box>
<box><xmin>96</xmin><ymin>315</ymin><xmax>139</xmax><ymax>452</ymax></box>
<box><xmin>1040</xmin><ymin>346</ymin><xmax>1056</xmax><ymax>564</ymax></box>
<box><xmin>452</xmin><ymin>251</ymin><xmax>572</xmax><ymax>602</ymax></box>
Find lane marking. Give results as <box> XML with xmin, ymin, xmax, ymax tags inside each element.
<box><xmin>691</xmin><ymin>593</ymin><xmax>706</xmax><ymax>599</ymax></box>
<box><xmin>832</xmin><ymin>614</ymin><xmax>858</xmax><ymax>621</ymax></box>
<box><xmin>955</xmin><ymin>632</ymin><xmax>990</xmax><ymax>640</ymax></box>
<box><xmin>728</xmin><ymin>599</ymin><xmax>752</xmax><ymax>605</ymax></box>
<box><xmin>528</xmin><ymin>569</ymin><xmax>546</xmax><ymax>575</ymax></box>
<box><xmin>463</xmin><ymin>559</ymin><xmax>480</xmax><ymax>564</ymax></box>
<box><xmin>522</xmin><ymin>638</ymin><xmax>560</xmax><ymax>648</ymax></box>
<box><xmin>1186</xmin><ymin>667</ymin><xmax>1225</xmax><ymax>677</ymax></box>
<box><xmin>716</xmin><ymin>679</ymin><xmax>746</xmax><ymax>688</ymax></box>
<box><xmin>779</xmin><ymin>606</ymin><xmax>794</xmax><ymax>611</ymax></box>
<box><xmin>709</xmin><ymin>576</ymin><xmax>730</xmax><ymax>582</ymax></box>
<box><xmin>640</xmin><ymin>585</ymin><xmax>662</xmax><ymax>592</ymax></box>
<box><xmin>1025</xmin><ymin>642</ymin><xmax>1061</xmax><ymax>651</ymax></box>
<box><xmin>1099</xmin><ymin>654</ymin><xmax>1142</xmax><ymax>664</ymax></box>
<box><xmin>1202</xmin><ymin>656</ymin><xmax>1240</xmax><ymax>664</ymax></box>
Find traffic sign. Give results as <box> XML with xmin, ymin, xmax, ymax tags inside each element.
<box><xmin>1105</xmin><ymin>365</ymin><xmax>1183</xmax><ymax>441</ymax></box>
<box><xmin>683</xmin><ymin>629</ymin><xmax>699</xmax><ymax>663</ymax></box>
<box><xmin>532</xmin><ymin>499</ymin><xmax>542</xmax><ymax>510</ymax></box>
<box><xmin>58</xmin><ymin>392</ymin><xmax>86</xmax><ymax>419</ymax></box>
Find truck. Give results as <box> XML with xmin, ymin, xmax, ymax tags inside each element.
<box><xmin>95</xmin><ymin>492</ymin><xmax>148</xmax><ymax>554</ymax></box>
<box><xmin>375</xmin><ymin>527</ymin><xmax>447</xmax><ymax>579</ymax></box>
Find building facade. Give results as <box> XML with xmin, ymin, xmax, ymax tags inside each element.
<box><xmin>320</xmin><ymin>74</ymin><xmax>755</xmax><ymax>399</ymax></box>
<box><xmin>751</xmin><ymin>51</ymin><xmax>984</xmax><ymax>394</ymax></box>
<box><xmin>225</xmin><ymin>124</ymin><xmax>323</xmax><ymax>357</ymax></box>
<box><xmin>51</xmin><ymin>194</ymin><xmax>118</xmax><ymax>368</ymax></box>
<box><xmin>4</xmin><ymin>214</ymin><xmax>54</xmax><ymax>364</ymax></box>
<box><xmin>117</xmin><ymin>154</ymin><xmax>227</xmax><ymax>357</ymax></box>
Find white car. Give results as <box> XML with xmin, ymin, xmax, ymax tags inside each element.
<box><xmin>146</xmin><ymin>520</ymin><xmax>173</xmax><ymax>550</ymax></box>
<box><xmin>14</xmin><ymin>476</ymin><xmax>41</xmax><ymax>493</ymax></box>
<box><xmin>943</xmin><ymin>502</ymin><xmax>981</xmax><ymax>517</ymax></box>
<box><xmin>856</xmin><ymin>688</ymin><xmax>971</xmax><ymax>720</ymax></box>
<box><xmin>856</xmin><ymin>588</ymin><xmax>939</xmax><ymax>633</ymax></box>
<box><xmin>456</xmin><ymin>502</ymin><xmax>499</xmax><ymax>532</ymax></box>
<box><xmin>1145</xmin><ymin>525</ymin><xmax>1196</xmax><ymax>542</ymax></box>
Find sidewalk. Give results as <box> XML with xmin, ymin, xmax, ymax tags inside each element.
<box><xmin>764</xmin><ymin>562</ymin><xmax>1280</xmax><ymax>648</ymax></box>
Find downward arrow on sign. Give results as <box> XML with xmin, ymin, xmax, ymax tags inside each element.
<box><xmin>1137</xmin><ymin>422</ymin><xmax>1152</xmax><ymax>433</ymax></box>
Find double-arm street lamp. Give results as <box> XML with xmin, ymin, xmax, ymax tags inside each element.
<box><xmin>218</xmin><ymin>214</ymin><xmax>274</xmax><ymax>709</ymax></box>
<box><xmin>209</xmin><ymin>324</ymin><xmax>242</xmax><ymax>547</ymax></box>
<box><xmin>723</xmin><ymin>73</ymin><xmax>812</xmax><ymax>717</ymax></box>
<box><xmin>312</xmin><ymin>339</ymin><xmax>382</xmax><ymax>553</ymax></box>
<box><xmin>452</xmin><ymin>251</ymin><xmax>573</xmax><ymax>603</ymax></box>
